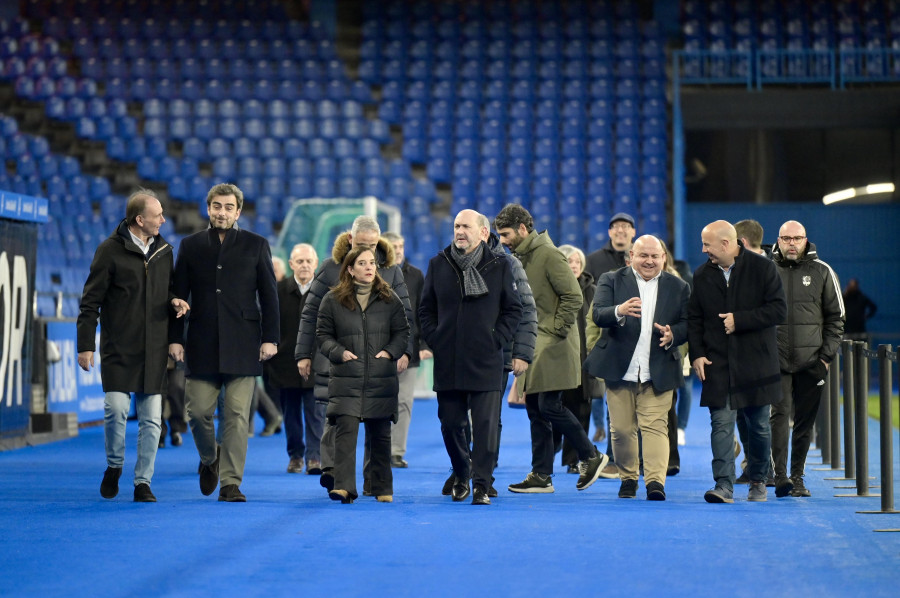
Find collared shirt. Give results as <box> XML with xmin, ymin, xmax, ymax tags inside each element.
<box><xmin>128</xmin><ymin>229</ymin><xmax>152</xmax><ymax>255</ymax></box>
<box><xmin>719</xmin><ymin>262</ymin><xmax>735</xmax><ymax>284</ymax></box>
<box><xmin>623</xmin><ymin>267</ymin><xmax>661</xmax><ymax>383</ymax></box>
<box><xmin>295</xmin><ymin>277</ymin><xmax>312</xmax><ymax>296</ymax></box>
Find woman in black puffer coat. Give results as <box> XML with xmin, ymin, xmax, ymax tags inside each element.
<box><xmin>316</xmin><ymin>247</ymin><xmax>409</xmax><ymax>503</ymax></box>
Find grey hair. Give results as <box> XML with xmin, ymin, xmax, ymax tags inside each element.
<box><xmin>351</xmin><ymin>215</ymin><xmax>381</xmax><ymax>236</ymax></box>
<box><xmin>558</xmin><ymin>244</ymin><xmax>586</xmax><ymax>271</ymax></box>
<box><xmin>290</xmin><ymin>243</ymin><xmax>318</xmax><ymax>260</ymax></box>
<box><xmin>381</xmin><ymin>231</ymin><xmax>403</xmax><ymax>243</ymax></box>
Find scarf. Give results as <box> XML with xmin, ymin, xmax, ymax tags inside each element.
<box><xmin>449</xmin><ymin>242</ymin><xmax>488</xmax><ymax>298</ymax></box>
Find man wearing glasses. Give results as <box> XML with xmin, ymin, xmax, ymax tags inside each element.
<box><xmin>769</xmin><ymin>221</ymin><xmax>844</xmax><ymax>498</ymax></box>
<box><xmin>585</xmin><ymin>213</ymin><xmax>636</xmax><ymax>280</ymax></box>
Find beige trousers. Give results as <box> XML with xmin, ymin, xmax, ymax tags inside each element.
<box><xmin>607</xmin><ymin>380</ymin><xmax>672</xmax><ymax>486</ymax></box>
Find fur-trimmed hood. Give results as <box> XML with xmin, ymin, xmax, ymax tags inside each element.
<box><xmin>330</xmin><ymin>231</ymin><xmax>397</xmax><ymax>269</ymax></box>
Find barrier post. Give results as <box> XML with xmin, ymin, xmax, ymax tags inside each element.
<box><xmin>858</xmin><ymin>345</ymin><xmax>900</xmax><ymax>527</ymax></box>
<box><xmin>839</xmin><ymin>341</ymin><xmax>879</xmax><ymax>497</ymax></box>
<box><xmin>814</xmin><ymin>356</ymin><xmax>841</xmax><ymax>471</ymax></box>
<box><xmin>828</xmin><ymin>340</ymin><xmax>855</xmax><ymax>483</ymax></box>
<box><xmin>829</xmin><ymin>352</ymin><xmax>842</xmax><ymax>469</ymax></box>
<box><xmin>817</xmin><ymin>377</ymin><xmax>831</xmax><ymax>464</ymax></box>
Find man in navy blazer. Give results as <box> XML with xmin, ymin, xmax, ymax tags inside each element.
<box><xmin>169</xmin><ymin>183</ymin><xmax>279</xmax><ymax>502</ymax></box>
<box><xmin>584</xmin><ymin>235</ymin><xmax>690</xmax><ymax>501</ymax></box>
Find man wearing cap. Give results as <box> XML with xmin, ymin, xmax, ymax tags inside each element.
<box><xmin>585</xmin><ymin>212</ymin><xmax>636</xmax><ymax>281</ymax></box>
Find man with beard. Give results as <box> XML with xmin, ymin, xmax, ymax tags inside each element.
<box><xmin>493</xmin><ymin>204</ymin><xmax>608</xmax><ymax>495</ymax></box>
<box><xmin>169</xmin><ymin>183</ymin><xmax>280</xmax><ymax>502</ymax></box>
<box><xmin>584</xmin><ymin>212</ymin><xmax>635</xmax><ymax>280</ymax></box>
<box><xmin>770</xmin><ymin>220</ymin><xmax>844</xmax><ymax>498</ymax></box>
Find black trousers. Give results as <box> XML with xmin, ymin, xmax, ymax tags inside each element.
<box><xmin>667</xmin><ymin>392</ymin><xmax>680</xmax><ymax>468</ymax></box>
<box><xmin>437</xmin><ymin>390</ymin><xmax>501</xmax><ymax>492</ymax></box>
<box><xmin>333</xmin><ymin>415</ymin><xmax>392</xmax><ymax>500</ymax></box>
<box><xmin>526</xmin><ymin>390</ymin><xmax>596</xmax><ymax>476</ymax></box>
<box><xmin>161</xmin><ymin>364</ymin><xmax>187</xmax><ymax>438</ymax></box>
<box><xmin>557</xmin><ymin>385</ymin><xmax>591</xmax><ymax>468</ymax></box>
<box><xmin>771</xmin><ymin>368</ymin><xmax>825</xmax><ymax>478</ymax></box>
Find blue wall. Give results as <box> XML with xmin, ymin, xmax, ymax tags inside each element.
<box><xmin>683</xmin><ymin>203</ymin><xmax>900</xmax><ymax>346</ymax></box>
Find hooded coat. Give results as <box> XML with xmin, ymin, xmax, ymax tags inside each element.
<box><xmin>294</xmin><ymin>232</ymin><xmax>413</xmax><ymax>398</ymax></box>
<box><xmin>512</xmin><ymin>230</ymin><xmax>583</xmax><ymax>395</ymax></box>
<box><xmin>317</xmin><ymin>289</ymin><xmax>409</xmax><ymax>421</ymax></box>
<box><xmin>687</xmin><ymin>246</ymin><xmax>787</xmax><ymax>409</ymax></box>
<box><xmin>772</xmin><ymin>241</ymin><xmax>844</xmax><ymax>374</ymax></box>
<box><xmin>77</xmin><ymin>220</ymin><xmax>175</xmax><ymax>394</ymax></box>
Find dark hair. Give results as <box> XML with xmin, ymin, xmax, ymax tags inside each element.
<box><xmin>125</xmin><ymin>188</ymin><xmax>159</xmax><ymax>226</ymax></box>
<box><xmin>331</xmin><ymin>246</ymin><xmax>394</xmax><ymax>310</ymax></box>
<box><xmin>493</xmin><ymin>203</ymin><xmax>534</xmax><ymax>233</ymax></box>
<box><xmin>206</xmin><ymin>183</ymin><xmax>244</xmax><ymax>211</ymax></box>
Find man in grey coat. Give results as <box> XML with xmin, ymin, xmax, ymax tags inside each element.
<box><xmin>78</xmin><ymin>189</ymin><xmax>189</xmax><ymax>502</ymax></box>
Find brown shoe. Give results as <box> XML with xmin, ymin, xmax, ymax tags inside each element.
<box><xmin>306</xmin><ymin>459</ymin><xmax>322</xmax><ymax>475</ymax></box>
<box><xmin>287</xmin><ymin>457</ymin><xmax>303</xmax><ymax>474</ymax></box>
<box><xmin>376</xmin><ymin>495</ymin><xmax>393</xmax><ymax>503</ymax></box>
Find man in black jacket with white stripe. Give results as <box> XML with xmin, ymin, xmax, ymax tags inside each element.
<box><xmin>770</xmin><ymin>220</ymin><xmax>844</xmax><ymax>498</ymax></box>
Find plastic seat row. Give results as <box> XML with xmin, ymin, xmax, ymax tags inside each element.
<box><xmin>98</xmin><ymin>77</ymin><xmax>370</xmax><ymax>103</ymax></box>
<box><xmin>79</xmin><ymin>55</ymin><xmax>347</xmax><ymax>83</ymax></box>
<box><xmin>70</xmin><ymin>35</ymin><xmax>336</xmax><ymax>62</ymax></box>
<box><xmin>143</xmin><ymin>98</ymin><xmax>368</xmax><ymax>120</ymax></box>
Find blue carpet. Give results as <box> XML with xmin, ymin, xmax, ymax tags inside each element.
<box><xmin>1</xmin><ymin>392</ymin><xmax>899</xmax><ymax>597</ymax></box>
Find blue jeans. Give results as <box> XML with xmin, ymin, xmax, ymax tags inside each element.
<box><xmin>280</xmin><ymin>387</ymin><xmax>324</xmax><ymax>461</ymax></box>
<box><xmin>709</xmin><ymin>398</ymin><xmax>771</xmax><ymax>491</ymax></box>
<box><xmin>104</xmin><ymin>391</ymin><xmax>161</xmax><ymax>486</ymax></box>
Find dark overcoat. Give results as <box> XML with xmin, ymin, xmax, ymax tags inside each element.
<box><xmin>316</xmin><ymin>289</ymin><xmax>409</xmax><ymax>421</ymax></box>
<box><xmin>584</xmin><ymin>267</ymin><xmax>690</xmax><ymax>393</ymax></box>
<box><xmin>687</xmin><ymin>247</ymin><xmax>787</xmax><ymax>409</ymax></box>
<box><xmin>77</xmin><ymin>220</ymin><xmax>175</xmax><ymax>394</ymax></box>
<box><xmin>170</xmin><ymin>226</ymin><xmax>279</xmax><ymax>377</ymax></box>
<box><xmin>265</xmin><ymin>276</ymin><xmax>314</xmax><ymax>390</ymax></box>
<box><xmin>400</xmin><ymin>259</ymin><xmax>428</xmax><ymax>367</ymax></box>
<box><xmin>418</xmin><ymin>242</ymin><xmax>523</xmax><ymax>392</ymax></box>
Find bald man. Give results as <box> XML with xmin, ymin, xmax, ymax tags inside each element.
<box><xmin>584</xmin><ymin>235</ymin><xmax>691</xmax><ymax>501</ymax></box>
<box><xmin>418</xmin><ymin>209</ymin><xmax>523</xmax><ymax>505</ymax></box>
<box><xmin>688</xmin><ymin>221</ymin><xmax>786</xmax><ymax>504</ymax></box>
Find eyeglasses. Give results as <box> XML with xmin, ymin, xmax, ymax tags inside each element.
<box><xmin>779</xmin><ymin>236</ymin><xmax>806</xmax><ymax>244</ymax></box>
<box><xmin>610</xmin><ymin>222</ymin><xmax>633</xmax><ymax>231</ymax></box>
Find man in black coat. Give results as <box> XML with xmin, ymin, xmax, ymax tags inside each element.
<box><xmin>382</xmin><ymin>231</ymin><xmax>430</xmax><ymax>469</ymax></box>
<box><xmin>584</xmin><ymin>235</ymin><xmax>690</xmax><ymax>501</ymax></box>
<box><xmin>688</xmin><ymin>221</ymin><xmax>786</xmax><ymax>504</ymax></box>
<box><xmin>77</xmin><ymin>189</ymin><xmax>189</xmax><ymax>502</ymax></box>
<box><xmin>265</xmin><ymin>243</ymin><xmax>323</xmax><ymax>475</ymax></box>
<box><xmin>169</xmin><ymin>183</ymin><xmax>279</xmax><ymax>502</ymax></box>
<box><xmin>418</xmin><ymin>209</ymin><xmax>523</xmax><ymax>505</ymax></box>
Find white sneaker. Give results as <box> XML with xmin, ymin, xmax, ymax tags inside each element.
<box><xmin>677</xmin><ymin>428</ymin><xmax>686</xmax><ymax>446</ymax></box>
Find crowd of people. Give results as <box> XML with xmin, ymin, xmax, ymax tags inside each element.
<box><xmin>77</xmin><ymin>183</ymin><xmax>851</xmax><ymax>506</ymax></box>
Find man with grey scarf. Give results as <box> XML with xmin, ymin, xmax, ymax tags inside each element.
<box><xmin>419</xmin><ymin>209</ymin><xmax>524</xmax><ymax>506</ymax></box>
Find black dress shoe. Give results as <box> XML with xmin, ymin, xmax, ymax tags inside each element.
<box><xmin>199</xmin><ymin>459</ymin><xmax>219</xmax><ymax>496</ymax></box>
<box><xmin>171</xmin><ymin>431</ymin><xmax>182</xmax><ymax>447</ymax></box>
<box><xmin>320</xmin><ymin>469</ymin><xmax>335</xmax><ymax>491</ymax></box>
<box><xmin>451</xmin><ymin>477</ymin><xmax>470</xmax><ymax>502</ymax></box>
<box><xmin>488</xmin><ymin>485</ymin><xmax>498</xmax><ymax>498</ymax></box>
<box><xmin>472</xmin><ymin>486</ymin><xmax>490</xmax><ymax>505</ymax></box>
<box><xmin>390</xmin><ymin>455</ymin><xmax>409</xmax><ymax>468</ymax></box>
<box><xmin>100</xmin><ymin>466</ymin><xmax>122</xmax><ymax>499</ymax></box>
<box><xmin>133</xmin><ymin>483</ymin><xmax>157</xmax><ymax>502</ymax></box>
<box><xmin>667</xmin><ymin>465</ymin><xmax>680</xmax><ymax>476</ymax></box>
<box><xmin>441</xmin><ymin>472</ymin><xmax>455</xmax><ymax>496</ymax></box>
<box><xmin>218</xmin><ymin>484</ymin><xmax>246</xmax><ymax>502</ymax></box>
